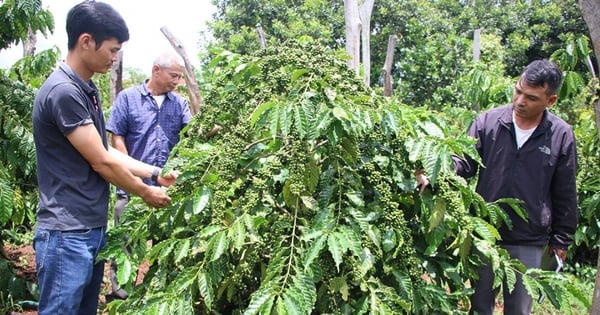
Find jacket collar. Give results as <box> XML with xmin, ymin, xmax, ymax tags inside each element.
<box><xmin>500</xmin><ymin>104</ymin><xmax>551</xmax><ymax>132</ymax></box>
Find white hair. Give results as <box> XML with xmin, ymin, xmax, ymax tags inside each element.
<box><xmin>153</xmin><ymin>51</ymin><xmax>184</xmax><ymax>68</ymax></box>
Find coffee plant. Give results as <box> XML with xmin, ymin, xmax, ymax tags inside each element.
<box><xmin>102</xmin><ymin>38</ymin><xmax>589</xmax><ymax>314</ymax></box>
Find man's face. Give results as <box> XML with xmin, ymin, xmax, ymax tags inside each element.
<box><xmin>512</xmin><ymin>78</ymin><xmax>557</xmax><ymax>121</ymax></box>
<box><xmin>153</xmin><ymin>64</ymin><xmax>184</xmax><ymax>94</ymax></box>
<box><xmin>87</xmin><ymin>37</ymin><xmax>122</xmax><ymax>74</ymax></box>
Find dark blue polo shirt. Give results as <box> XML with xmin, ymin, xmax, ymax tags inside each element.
<box><xmin>32</xmin><ymin>63</ymin><xmax>110</xmax><ymax>230</ymax></box>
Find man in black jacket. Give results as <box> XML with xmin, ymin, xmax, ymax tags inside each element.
<box><xmin>459</xmin><ymin>60</ymin><xmax>577</xmax><ymax>315</ymax></box>
<box><xmin>417</xmin><ymin>59</ymin><xmax>578</xmax><ymax>315</ymax></box>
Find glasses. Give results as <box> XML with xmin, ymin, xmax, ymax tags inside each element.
<box><xmin>156</xmin><ymin>65</ymin><xmax>184</xmax><ymax>80</ymax></box>
<box><xmin>168</xmin><ymin>72</ymin><xmax>184</xmax><ymax>80</ymax></box>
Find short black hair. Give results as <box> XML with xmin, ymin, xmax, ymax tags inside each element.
<box><xmin>66</xmin><ymin>1</ymin><xmax>129</xmax><ymax>50</ymax></box>
<box><xmin>520</xmin><ymin>59</ymin><xmax>563</xmax><ymax>96</ymax></box>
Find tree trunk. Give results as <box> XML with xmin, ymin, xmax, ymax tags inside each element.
<box><xmin>359</xmin><ymin>0</ymin><xmax>374</xmax><ymax>86</ymax></box>
<box><xmin>473</xmin><ymin>29</ymin><xmax>481</xmax><ymax>62</ymax></box>
<box><xmin>344</xmin><ymin>0</ymin><xmax>361</xmax><ymax>74</ymax></box>
<box><xmin>593</xmin><ymin>244</ymin><xmax>600</xmax><ymax>315</ymax></box>
<box><xmin>160</xmin><ymin>26</ymin><xmax>202</xmax><ymax>116</ymax></box>
<box><xmin>22</xmin><ymin>27</ymin><xmax>36</xmax><ymax>57</ymax></box>
<box><xmin>110</xmin><ymin>50</ymin><xmax>124</xmax><ymax>105</ymax></box>
<box><xmin>580</xmin><ymin>0</ymin><xmax>600</xmax><ymax>66</ymax></box>
<box><xmin>586</xmin><ymin>55</ymin><xmax>597</xmax><ymax>78</ymax></box>
<box><xmin>383</xmin><ymin>35</ymin><xmax>397</xmax><ymax>97</ymax></box>
<box><xmin>579</xmin><ymin>1</ymin><xmax>600</xmax><ymax>313</ymax></box>
<box><xmin>256</xmin><ymin>25</ymin><xmax>267</xmax><ymax>49</ymax></box>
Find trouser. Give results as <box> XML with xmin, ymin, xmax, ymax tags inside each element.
<box><xmin>34</xmin><ymin>226</ymin><xmax>106</xmax><ymax>315</ymax></box>
<box><xmin>470</xmin><ymin>244</ymin><xmax>544</xmax><ymax>315</ymax></box>
<box><xmin>110</xmin><ymin>194</ymin><xmax>130</xmax><ymax>294</ymax></box>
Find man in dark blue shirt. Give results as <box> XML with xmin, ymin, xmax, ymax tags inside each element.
<box><xmin>32</xmin><ymin>2</ymin><xmax>177</xmax><ymax>314</ymax></box>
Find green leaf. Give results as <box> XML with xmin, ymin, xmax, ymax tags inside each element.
<box><xmin>358</xmin><ymin>247</ymin><xmax>375</xmax><ymax>277</ymax></box>
<box><xmin>147</xmin><ymin>239</ymin><xmax>174</xmax><ymax>265</ymax></box>
<box><xmin>250</xmin><ymin>101</ymin><xmax>275</xmax><ymax>127</ymax></box>
<box><xmin>405</xmin><ymin>137</ymin><xmax>424</xmax><ymax>163</ymax></box>
<box><xmin>282</xmin><ymin>293</ymin><xmax>304</xmax><ymax>315</ymax></box>
<box><xmin>174</xmin><ymin>238</ymin><xmax>191</xmax><ymax>265</ymax></box>
<box><xmin>282</xmin><ymin>180</ymin><xmax>299</xmax><ymax>207</ymax></box>
<box><xmin>382</xmin><ymin>110</ymin><xmax>399</xmax><ymax>135</ymax></box>
<box><xmin>293</xmin><ymin>103</ymin><xmax>309</xmax><ymax>139</ymax></box>
<box><xmin>280</xmin><ymin>102</ymin><xmax>292</xmax><ymax>136</ymax></box>
<box><xmin>428</xmin><ymin>197</ymin><xmax>446</xmax><ymax>232</ymax></box>
<box><xmin>234</xmin><ymin>63</ymin><xmax>247</xmax><ymax>75</ymax></box>
<box><xmin>154</xmin><ymin>239</ymin><xmax>177</xmax><ymax>265</ymax></box>
<box><xmin>207</xmin><ymin>231</ymin><xmax>229</xmax><ymax>262</ymax></box>
<box><xmin>116</xmin><ymin>254</ymin><xmax>132</xmax><ymax>285</ymax></box>
<box><xmin>197</xmin><ymin>272</ymin><xmax>214</xmax><ymax>309</ymax></box>
<box><xmin>193</xmin><ymin>186</ymin><xmax>211</xmax><ymax>215</ymax></box>
<box><xmin>382</xmin><ymin>228</ymin><xmax>397</xmax><ymax>253</ymax></box>
<box><xmin>327</xmin><ymin>120</ymin><xmax>344</xmax><ymax>146</ymax></box>
<box><xmin>275</xmin><ymin>298</ymin><xmax>287</xmax><ymax>314</ymax></box>
<box><xmin>346</xmin><ymin>191</ymin><xmax>364</xmax><ymax>207</ymax></box>
<box><xmin>168</xmin><ymin>266</ymin><xmax>198</xmax><ymax>294</ymax></box>
<box><xmin>328</xmin><ymin>231</ymin><xmax>351</xmax><ymax>271</ymax></box>
<box><xmin>291</xmin><ymin>272</ymin><xmax>317</xmax><ymax>307</ymax></box>
<box><xmin>300</xmin><ymin>196</ymin><xmax>318</xmax><ymax>210</ymax></box>
<box><xmin>0</xmin><ymin>176</ymin><xmax>13</xmax><ymax>225</ymax></box>
<box><xmin>338</xmin><ymin>225</ymin><xmax>362</xmax><ymax>257</ymax></box>
<box><xmin>420</xmin><ymin>121</ymin><xmax>444</xmax><ymax>138</ymax></box>
<box><xmin>304</xmin><ymin>156</ymin><xmax>319</xmax><ymax>193</ymax></box>
<box><xmin>269</xmin><ymin>103</ymin><xmax>281</xmax><ymax>137</ymax></box>
<box><xmin>332</xmin><ymin>106</ymin><xmax>349</xmax><ymax>120</ymax></box>
<box><xmin>496</xmin><ymin>197</ymin><xmax>528</xmax><ymax>222</ymax></box>
<box><xmin>470</xmin><ymin>217</ymin><xmax>501</xmax><ymax>242</ymax></box>
<box><xmin>243</xmin><ymin>287</ymin><xmax>275</xmax><ymax>315</ymax></box>
<box><xmin>303</xmin><ymin>233</ymin><xmax>327</xmax><ymax>270</ymax></box>
<box><xmin>198</xmin><ymin>225</ymin><xmax>224</xmax><ymax>239</ymax></box>
<box><xmin>330</xmin><ymin>276</ymin><xmax>350</xmax><ymax>301</ymax></box>
<box><xmin>228</xmin><ymin>216</ymin><xmax>247</xmax><ymax>250</ymax></box>
<box><xmin>291</xmin><ymin>69</ymin><xmax>309</xmax><ymax>83</ymax></box>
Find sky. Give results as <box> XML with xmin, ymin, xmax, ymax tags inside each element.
<box><xmin>0</xmin><ymin>0</ymin><xmax>216</xmax><ymax>73</ymax></box>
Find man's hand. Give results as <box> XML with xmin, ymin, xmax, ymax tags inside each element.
<box><xmin>548</xmin><ymin>245</ymin><xmax>567</xmax><ymax>262</ymax></box>
<box><xmin>141</xmin><ymin>186</ymin><xmax>172</xmax><ymax>208</ymax></box>
<box><xmin>414</xmin><ymin>169</ymin><xmax>430</xmax><ymax>195</ymax></box>
<box><xmin>157</xmin><ymin>170</ymin><xmax>179</xmax><ymax>187</ymax></box>
<box><xmin>206</xmin><ymin>124</ymin><xmax>222</xmax><ymax>138</ymax></box>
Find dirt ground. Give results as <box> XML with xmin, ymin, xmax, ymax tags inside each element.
<box><xmin>2</xmin><ymin>244</ymin><xmax>148</xmax><ymax>315</ymax></box>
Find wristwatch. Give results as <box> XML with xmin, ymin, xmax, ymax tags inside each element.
<box><xmin>151</xmin><ymin>167</ymin><xmax>161</xmax><ymax>182</ymax></box>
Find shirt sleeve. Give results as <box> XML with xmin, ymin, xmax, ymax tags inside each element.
<box><xmin>106</xmin><ymin>92</ymin><xmax>129</xmax><ymax>136</ymax></box>
<box><xmin>49</xmin><ymin>83</ymin><xmax>93</xmax><ymax>136</ymax></box>
<box><xmin>453</xmin><ymin>118</ymin><xmax>481</xmax><ymax>179</ymax></box>
<box><xmin>181</xmin><ymin>98</ymin><xmax>192</xmax><ymax>125</ymax></box>
<box><xmin>549</xmin><ymin>127</ymin><xmax>579</xmax><ymax>248</ymax></box>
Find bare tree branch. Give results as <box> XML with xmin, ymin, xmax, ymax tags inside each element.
<box><xmin>160</xmin><ymin>26</ymin><xmax>203</xmax><ymax>116</ymax></box>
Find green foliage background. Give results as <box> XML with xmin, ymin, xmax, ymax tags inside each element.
<box><xmin>102</xmin><ymin>39</ymin><xmax>589</xmax><ymax>314</ymax></box>
<box><xmin>0</xmin><ymin>0</ymin><xmax>598</xmax><ymax>313</ymax></box>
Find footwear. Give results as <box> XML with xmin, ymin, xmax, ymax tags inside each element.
<box><xmin>106</xmin><ymin>288</ymin><xmax>129</xmax><ymax>301</ymax></box>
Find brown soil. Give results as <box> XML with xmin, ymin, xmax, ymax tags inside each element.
<box><xmin>3</xmin><ymin>244</ymin><xmax>37</xmax><ymax>315</ymax></box>
<box><xmin>2</xmin><ymin>244</ymin><xmax>149</xmax><ymax>315</ymax></box>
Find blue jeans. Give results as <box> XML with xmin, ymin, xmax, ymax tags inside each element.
<box><xmin>33</xmin><ymin>226</ymin><xmax>107</xmax><ymax>315</ymax></box>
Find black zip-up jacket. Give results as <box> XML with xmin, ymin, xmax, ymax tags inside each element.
<box><xmin>453</xmin><ymin>105</ymin><xmax>578</xmax><ymax>249</ymax></box>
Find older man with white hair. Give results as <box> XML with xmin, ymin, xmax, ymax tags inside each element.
<box><xmin>106</xmin><ymin>50</ymin><xmax>192</xmax><ymax>299</ymax></box>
